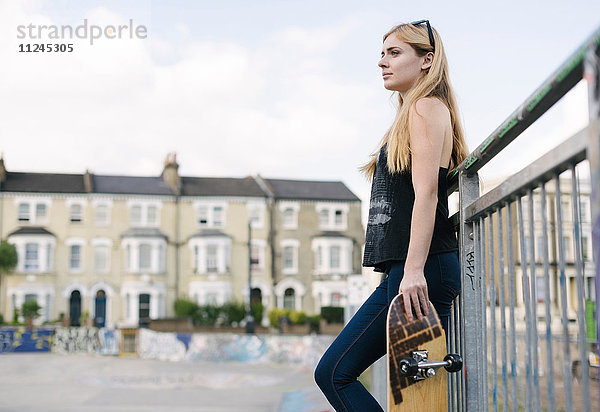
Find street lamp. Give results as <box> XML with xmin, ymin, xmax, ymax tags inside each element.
<box><xmin>245</xmin><ymin>221</ymin><xmax>255</xmax><ymax>334</ymax></box>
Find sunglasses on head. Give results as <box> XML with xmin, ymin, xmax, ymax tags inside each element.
<box><xmin>410</xmin><ymin>19</ymin><xmax>435</xmax><ymax>52</ymax></box>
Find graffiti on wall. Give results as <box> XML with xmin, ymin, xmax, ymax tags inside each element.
<box><xmin>52</xmin><ymin>327</ymin><xmax>100</xmax><ymax>354</ymax></box>
<box><xmin>141</xmin><ymin>333</ymin><xmax>335</xmax><ymax>370</ymax></box>
<box><xmin>99</xmin><ymin>329</ymin><xmax>120</xmax><ymax>355</ymax></box>
<box><xmin>138</xmin><ymin>328</ymin><xmax>187</xmax><ymax>361</ymax></box>
<box><xmin>1</xmin><ymin>325</ymin><xmax>335</xmax><ymax>370</ymax></box>
<box><xmin>0</xmin><ymin>328</ymin><xmax>52</xmax><ymax>353</ymax></box>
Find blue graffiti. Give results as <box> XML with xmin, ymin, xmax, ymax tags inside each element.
<box><xmin>0</xmin><ymin>328</ymin><xmax>52</xmax><ymax>353</ymax></box>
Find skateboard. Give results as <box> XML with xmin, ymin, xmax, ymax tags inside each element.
<box><xmin>387</xmin><ymin>294</ymin><xmax>462</xmax><ymax>411</ymax></box>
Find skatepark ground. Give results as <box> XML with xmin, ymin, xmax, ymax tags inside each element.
<box><xmin>0</xmin><ymin>353</ymin><xmax>333</xmax><ymax>412</ymax></box>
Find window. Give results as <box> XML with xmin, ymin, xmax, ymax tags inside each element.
<box><xmin>196</xmin><ymin>204</ymin><xmax>227</xmax><ymax>228</ymax></box>
<box><xmin>251</xmin><ymin>245</ymin><xmax>260</xmax><ymax>267</ymax></box>
<box><xmin>24</xmin><ymin>243</ymin><xmax>39</xmax><ymax>271</ymax></box>
<box><xmin>95</xmin><ymin>204</ymin><xmax>109</xmax><ymax>225</ymax></box>
<box><xmin>70</xmin><ymin>204</ymin><xmax>83</xmax><ymax>222</ymax></box>
<box><xmin>330</xmin><ymin>246</ymin><xmax>341</xmax><ymax>269</ymax></box>
<box><xmin>16</xmin><ymin>201</ymin><xmax>50</xmax><ymax>224</ymax></box>
<box><xmin>131</xmin><ymin>205</ymin><xmax>142</xmax><ymax>226</ymax></box>
<box><xmin>331</xmin><ymin>292</ymin><xmax>342</xmax><ymax>306</ymax></box>
<box><xmin>316</xmin><ymin>204</ymin><xmax>349</xmax><ymax>230</ymax></box>
<box><xmin>561</xmin><ymin>199</ymin><xmax>570</xmax><ymax>221</ymax></box>
<box><xmin>158</xmin><ymin>244</ymin><xmax>165</xmax><ymax>272</ymax></box>
<box><xmin>123</xmin><ymin>240</ymin><xmax>168</xmax><ymax>273</ymax></box>
<box><xmin>283</xmin><ymin>246</ymin><xmax>295</xmax><ymax>270</ymax></box>
<box><xmin>582</xmin><ymin>236</ymin><xmax>589</xmax><ymax>260</ymax></box>
<box><xmin>520</xmin><ymin>198</ymin><xmax>529</xmax><ymax>222</ymax></box>
<box><xmin>283</xmin><ymin>208</ymin><xmax>295</xmax><ymax>227</ymax></box>
<box><xmin>312</xmin><ymin>237</ymin><xmax>353</xmax><ymax>275</ymax></box>
<box><xmin>316</xmin><ymin>246</ymin><xmax>322</xmax><ymax>268</ymax></box>
<box><xmin>126</xmin><ymin>245</ymin><xmax>131</xmax><ymax>271</ymax></box>
<box><xmin>535</xmin><ymin>236</ymin><xmax>544</xmax><ymax>262</ymax></box>
<box><xmin>147</xmin><ymin>206</ymin><xmax>158</xmax><ymax>225</ymax></box>
<box><xmin>46</xmin><ymin>244</ymin><xmax>52</xmax><ymax>270</ymax></box>
<box><xmin>125</xmin><ymin>293</ymin><xmax>130</xmax><ymax>318</ymax></box>
<box><xmin>250</xmin><ymin>240</ymin><xmax>265</xmax><ymax>271</ymax></box>
<box><xmin>139</xmin><ymin>244</ymin><xmax>152</xmax><ymax>270</ymax></box>
<box><xmin>18</xmin><ymin>203</ymin><xmax>30</xmax><ymax>222</ymax></box>
<box><xmin>198</xmin><ymin>206</ymin><xmax>208</xmax><ymax>225</ymax></box>
<box><xmin>319</xmin><ymin>210</ymin><xmax>329</xmax><ymax>227</ymax></box>
<box><xmin>213</xmin><ymin>207</ymin><xmax>224</xmax><ymax>227</ymax></box>
<box><xmin>189</xmin><ymin>237</ymin><xmax>231</xmax><ymax>275</ymax></box>
<box><xmin>334</xmin><ymin>210</ymin><xmax>343</xmax><ymax>226</ymax></box>
<box><xmin>534</xmin><ymin>199</ymin><xmax>542</xmax><ymax>216</ymax></box>
<box><xmin>128</xmin><ymin>203</ymin><xmax>161</xmax><ymax>227</ymax></box>
<box><xmin>522</xmin><ymin>237</ymin><xmax>531</xmax><ymax>261</ymax></box>
<box><xmin>580</xmin><ymin>198</ymin><xmax>590</xmax><ymax>222</ymax></box>
<box><xmin>36</xmin><ymin>204</ymin><xmax>47</xmax><ymax>219</ymax></box>
<box><xmin>535</xmin><ymin>277</ymin><xmax>546</xmax><ymax>303</ymax></box>
<box><xmin>249</xmin><ymin>207</ymin><xmax>262</xmax><ymax>228</ymax></box>
<box><xmin>279</xmin><ymin>202</ymin><xmax>299</xmax><ymax>229</ymax></box>
<box><xmin>206</xmin><ymin>293</ymin><xmax>218</xmax><ymax>305</ymax></box>
<box><xmin>562</xmin><ymin>236</ymin><xmax>572</xmax><ymax>261</ymax></box>
<box><xmin>283</xmin><ymin>288</ymin><xmax>295</xmax><ymax>309</ymax></box>
<box><xmin>25</xmin><ymin>294</ymin><xmax>37</xmax><ymax>303</ymax></box>
<box><xmin>69</xmin><ymin>245</ymin><xmax>82</xmax><ymax>271</ymax></box>
<box><xmin>206</xmin><ymin>245</ymin><xmax>218</xmax><ymax>272</ymax></box>
<box><xmin>94</xmin><ymin>246</ymin><xmax>109</xmax><ymax>273</ymax></box>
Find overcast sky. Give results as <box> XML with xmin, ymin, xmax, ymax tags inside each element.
<box><xmin>1</xmin><ymin>0</ymin><xmax>599</xmax><ymax>220</ymax></box>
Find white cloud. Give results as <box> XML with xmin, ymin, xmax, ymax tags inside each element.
<box><xmin>0</xmin><ymin>2</ymin><xmax>382</xmax><ymax>188</ymax></box>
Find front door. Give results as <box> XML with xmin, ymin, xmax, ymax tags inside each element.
<box><xmin>138</xmin><ymin>293</ymin><xmax>150</xmax><ymax>327</ymax></box>
<box><xmin>69</xmin><ymin>290</ymin><xmax>81</xmax><ymax>327</ymax></box>
<box><xmin>94</xmin><ymin>290</ymin><xmax>106</xmax><ymax>328</ymax></box>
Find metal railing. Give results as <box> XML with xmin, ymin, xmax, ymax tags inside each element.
<box><xmin>448</xmin><ymin>25</ymin><xmax>600</xmax><ymax>411</ymax></box>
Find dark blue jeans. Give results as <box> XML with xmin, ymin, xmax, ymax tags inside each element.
<box><xmin>314</xmin><ymin>251</ymin><xmax>461</xmax><ymax>412</ymax></box>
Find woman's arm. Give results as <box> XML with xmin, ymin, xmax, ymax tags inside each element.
<box><xmin>399</xmin><ymin>97</ymin><xmax>448</xmax><ymax>321</ymax></box>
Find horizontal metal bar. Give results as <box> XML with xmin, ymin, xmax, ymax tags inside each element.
<box><xmin>447</xmin><ymin>25</ymin><xmax>600</xmax><ymax>193</ymax></box>
<box><xmin>463</xmin><ymin>127</ymin><xmax>588</xmax><ymax>222</ymax></box>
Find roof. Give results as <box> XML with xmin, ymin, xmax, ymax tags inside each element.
<box><xmin>93</xmin><ymin>175</ymin><xmax>173</xmax><ymax>196</ymax></box>
<box><xmin>312</xmin><ymin>232</ymin><xmax>354</xmax><ymax>239</ymax></box>
<box><xmin>120</xmin><ymin>228</ymin><xmax>168</xmax><ymax>240</ymax></box>
<box><xmin>1</xmin><ymin>172</ymin><xmax>85</xmax><ymax>193</ymax></box>
<box><xmin>181</xmin><ymin>176</ymin><xmax>265</xmax><ymax>197</ymax></box>
<box><xmin>8</xmin><ymin>227</ymin><xmax>56</xmax><ymax>237</ymax></box>
<box><xmin>0</xmin><ymin>170</ymin><xmax>359</xmax><ymax>202</ymax></box>
<box><xmin>188</xmin><ymin>230</ymin><xmax>232</xmax><ymax>239</ymax></box>
<box><xmin>264</xmin><ymin>178</ymin><xmax>360</xmax><ymax>201</ymax></box>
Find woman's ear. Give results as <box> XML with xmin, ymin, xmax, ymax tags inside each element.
<box><xmin>422</xmin><ymin>52</ymin><xmax>434</xmax><ymax>70</ymax></box>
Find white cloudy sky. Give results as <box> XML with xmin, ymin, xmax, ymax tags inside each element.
<box><xmin>1</xmin><ymin>0</ymin><xmax>599</xmax><ymax>221</ymax></box>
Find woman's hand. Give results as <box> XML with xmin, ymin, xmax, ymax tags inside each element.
<box><xmin>398</xmin><ymin>269</ymin><xmax>429</xmax><ymax>321</ymax></box>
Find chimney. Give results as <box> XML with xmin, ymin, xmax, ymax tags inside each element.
<box><xmin>84</xmin><ymin>169</ymin><xmax>93</xmax><ymax>193</ymax></box>
<box><xmin>0</xmin><ymin>154</ymin><xmax>5</xmax><ymax>183</ymax></box>
<box><xmin>161</xmin><ymin>152</ymin><xmax>181</xmax><ymax>195</ymax></box>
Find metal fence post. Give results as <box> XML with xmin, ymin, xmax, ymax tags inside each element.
<box><xmin>458</xmin><ymin>171</ymin><xmax>481</xmax><ymax>411</ymax></box>
<box><xmin>584</xmin><ymin>35</ymin><xmax>600</xmax><ymax>404</ymax></box>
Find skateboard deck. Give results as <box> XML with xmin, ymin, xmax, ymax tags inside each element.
<box><xmin>387</xmin><ymin>294</ymin><xmax>448</xmax><ymax>412</ymax></box>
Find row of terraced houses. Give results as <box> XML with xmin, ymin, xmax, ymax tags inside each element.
<box><xmin>0</xmin><ymin>154</ymin><xmax>366</xmax><ymax>328</ymax></box>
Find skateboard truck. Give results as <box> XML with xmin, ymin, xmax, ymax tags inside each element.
<box><xmin>398</xmin><ymin>350</ymin><xmax>463</xmax><ymax>381</ymax></box>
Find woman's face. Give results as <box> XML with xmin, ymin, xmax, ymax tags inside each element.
<box><xmin>378</xmin><ymin>34</ymin><xmax>432</xmax><ymax>94</ymax></box>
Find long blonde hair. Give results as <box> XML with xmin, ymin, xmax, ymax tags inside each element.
<box><xmin>360</xmin><ymin>22</ymin><xmax>469</xmax><ymax>180</ymax></box>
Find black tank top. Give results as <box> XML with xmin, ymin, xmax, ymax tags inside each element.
<box><xmin>362</xmin><ymin>144</ymin><xmax>458</xmax><ymax>273</ymax></box>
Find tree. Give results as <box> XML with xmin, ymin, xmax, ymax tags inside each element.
<box><xmin>21</xmin><ymin>300</ymin><xmax>41</xmax><ymax>328</ymax></box>
<box><xmin>0</xmin><ymin>241</ymin><xmax>17</xmax><ymax>273</ymax></box>
<box><xmin>0</xmin><ymin>241</ymin><xmax>18</xmax><ymax>319</ymax></box>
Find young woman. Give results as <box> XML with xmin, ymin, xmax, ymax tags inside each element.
<box><xmin>314</xmin><ymin>20</ymin><xmax>469</xmax><ymax>411</ymax></box>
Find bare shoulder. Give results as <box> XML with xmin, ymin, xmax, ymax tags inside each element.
<box><xmin>411</xmin><ymin>97</ymin><xmax>450</xmax><ymax>122</ymax></box>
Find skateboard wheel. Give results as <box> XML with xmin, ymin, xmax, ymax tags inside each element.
<box><xmin>399</xmin><ymin>358</ymin><xmax>419</xmax><ymax>376</ymax></box>
<box><xmin>444</xmin><ymin>354</ymin><xmax>463</xmax><ymax>373</ymax></box>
